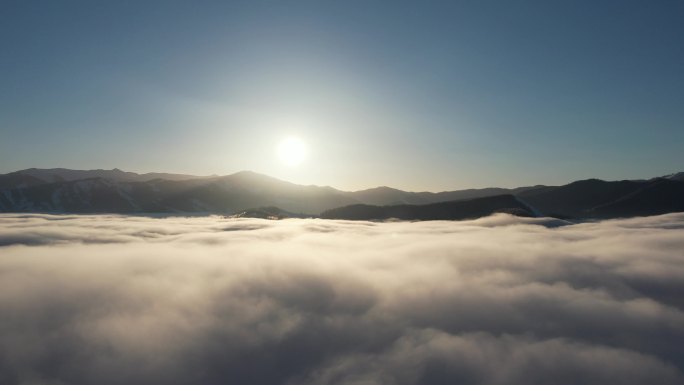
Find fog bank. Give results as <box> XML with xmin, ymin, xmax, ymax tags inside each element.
<box><xmin>1</xmin><ymin>213</ymin><xmax>683</xmax><ymax>384</ymax></box>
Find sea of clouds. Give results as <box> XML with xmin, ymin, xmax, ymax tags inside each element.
<box><xmin>1</xmin><ymin>213</ymin><xmax>683</xmax><ymax>385</ymax></box>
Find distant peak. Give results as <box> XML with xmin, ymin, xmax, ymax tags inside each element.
<box><xmin>223</xmin><ymin>170</ymin><xmax>280</xmax><ymax>183</ymax></box>
<box><xmin>355</xmin><ymin>186</ymin><xmax>403</xmax><ymax>193</ymax></box>
<box><xmin>233</xmin><ymin>170</ymin><xmax>259</xmax><ymax>175</ymax></box>
<box><xmin>229</xmin><ymin>170</ymin><xmax>267</xmax><ymax>179</ymax></box>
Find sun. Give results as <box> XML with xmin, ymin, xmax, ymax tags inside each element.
<box><xmin>277</xmin><ymin>137</ymin><xmax>307</xmax><ymax>166</ymax></box>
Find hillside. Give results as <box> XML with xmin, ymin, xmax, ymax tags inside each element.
<box><xmin>320</xmin><ymin>195</ymin><xmax>534</xmax><ymax>220</ymax></box>
<box><xmin>0</xmin><ymin>168</ymin><xmax>682</xmax><ymax>219</ymax></box>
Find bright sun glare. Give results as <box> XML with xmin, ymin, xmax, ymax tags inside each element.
<box><xmin>277</xmin><ymin>137</ymin><xmax>307</xmax><ymax>166</ymax></box>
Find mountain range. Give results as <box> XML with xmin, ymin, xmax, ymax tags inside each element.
<box><xmin>0</xmin><ymin>168</ymin><xmax>682</xmax><ymax>220</ymax></box>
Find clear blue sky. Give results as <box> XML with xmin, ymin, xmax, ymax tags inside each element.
<box><xmin>1</xmin><ymin>0</ymin><xmax>682</xmax><ymax>191</ymax></box>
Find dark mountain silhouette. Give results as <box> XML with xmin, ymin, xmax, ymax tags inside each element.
<box><xmin>320</xmin><ymin>195</ymin><xmax>534</xmax><ymax>220</ymax></box>
<box><xmin>0</xmin><ymin>170</ymin><xmax>357</xmax><ymax>214</ymax></box>
<box><xmin>664</xmin><ymin>172</ymin><xmax>684</xmax><ymax>181</ymax></box>
<box><xmin>230</xmin><ymin>206</ymin><xmax>311</xmax><ymax>219</ymax></box>
<box><xmin>347</xmin><ymin>186</ymin><xmax>521</xmax><ymax>206</ymax></box>
<box><xmin>12</xmin><ymin>167</ymin><xmax>207</xmax><ymax>183</ymax></box>
<box><xmin>518</xmin><ymin>179</ymin><xmax>645</xmax><ymax>218</ymax></box>
<box><xmin>588</xmin><ymin>178</ymin><xmax>684</xmax><ymax>218</ymax></box>
<box><xmin>0</xmin><ymin>172</ymin><xmax>46</xmax><ymax>190</ymax></box>
<box><xmin>347</xmin><ymin>186</ymin><xmax>432</xmax><ymax>206</ymax></box>
<box><xmin>0</xmin><ymin>168</ymin><xmax>682</xmax><ymax>219</ymax></box>
<box><xmin>518</xmin><ymin>177</ymin><xmax>684</xmax><ymax>218</ymax></box>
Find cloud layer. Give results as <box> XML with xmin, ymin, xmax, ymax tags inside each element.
<box><xmin>1</xmin><ymin>213</ymin><xmax>683</xmax><ymax>385</ymax></box>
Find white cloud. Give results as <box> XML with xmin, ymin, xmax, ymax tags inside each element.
<box><xmin>0</xmin><ymin>213</ymin><xmax>683</xmax><ymax>384</ymax></box>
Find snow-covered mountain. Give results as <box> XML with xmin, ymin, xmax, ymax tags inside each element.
<box><xmin>0</xmin><ymin>170</ymin><xmax>355</xmax><ymax>214</ymax></box>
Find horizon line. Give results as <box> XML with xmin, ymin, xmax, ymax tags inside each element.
<box><xmin>1</xmin><ymin>166</ymin><xmax>681</xmax><ymax>194</ymax></box>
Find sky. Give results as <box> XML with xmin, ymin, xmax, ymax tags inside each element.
<box><xmin>1</xmin><ymin>0</ymin><xmax>682</xmax><ymax>191</ymax></box>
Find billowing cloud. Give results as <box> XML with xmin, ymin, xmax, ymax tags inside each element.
<box><xmin>0</xmin><ymin>213</ymin><xmax>683</xmax><ymax>384</ymax></box>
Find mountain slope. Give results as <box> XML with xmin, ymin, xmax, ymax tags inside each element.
<box><xmin>320</xmin><ymin>195</ymin><xmax>535</xmax><ymax>221</ymax></box>
<box><xmin>0</xmin><ymin>178</ymin><xmax>142</xmax><ymax>213</ymax></box>
<box><xmin>347</xmin><ymin>186</ymin><xmax>432</xmax><ymax>205</ymax></box>
<box><xmin>0</xmin><ymin>173</ymin><xmax>46</xmax><ymax>190</ymax></box>
<box><xmin>588</xmin><ymin>178</ymin><xmax>684</xmax><ymax>218</ymax></box>
<box><xmin>664</xmin><ymin>172</ymin><xmax>684</xmax><ymax>182</ymax></box>
<box><xmin>0</xmin><ymin>171</ymin><xmax>359</xmax><ymax>215</ymax></box>
<box><xmin>518</xmin><ymin>179</ymin><xmax>645</xmax><ymax>218</ymax></box>
<box><xmin>0</xmin><ymin>168</ymin><xmax>682</xmax><ymax>218</ymax></box>
<box><xmin>13</xmin><ymin>168</ymin><xmax>207</xmax><ymax>183</ymax></box>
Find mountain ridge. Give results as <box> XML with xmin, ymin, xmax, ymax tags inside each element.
<box><xmin>320</xmin><ymin>194</ymin><xmax>535</xmax><ymax>221</ymax></box>
<box><xmin>0</xmin><ymin>168</ymin><xmax>682</xmax><ymax>219</ymax></box>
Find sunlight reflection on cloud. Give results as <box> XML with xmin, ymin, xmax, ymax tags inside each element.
<box><xmin>0</xmin><ymin>213</ymin><xmax>683</xmax><ymax>384</ymax></box>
